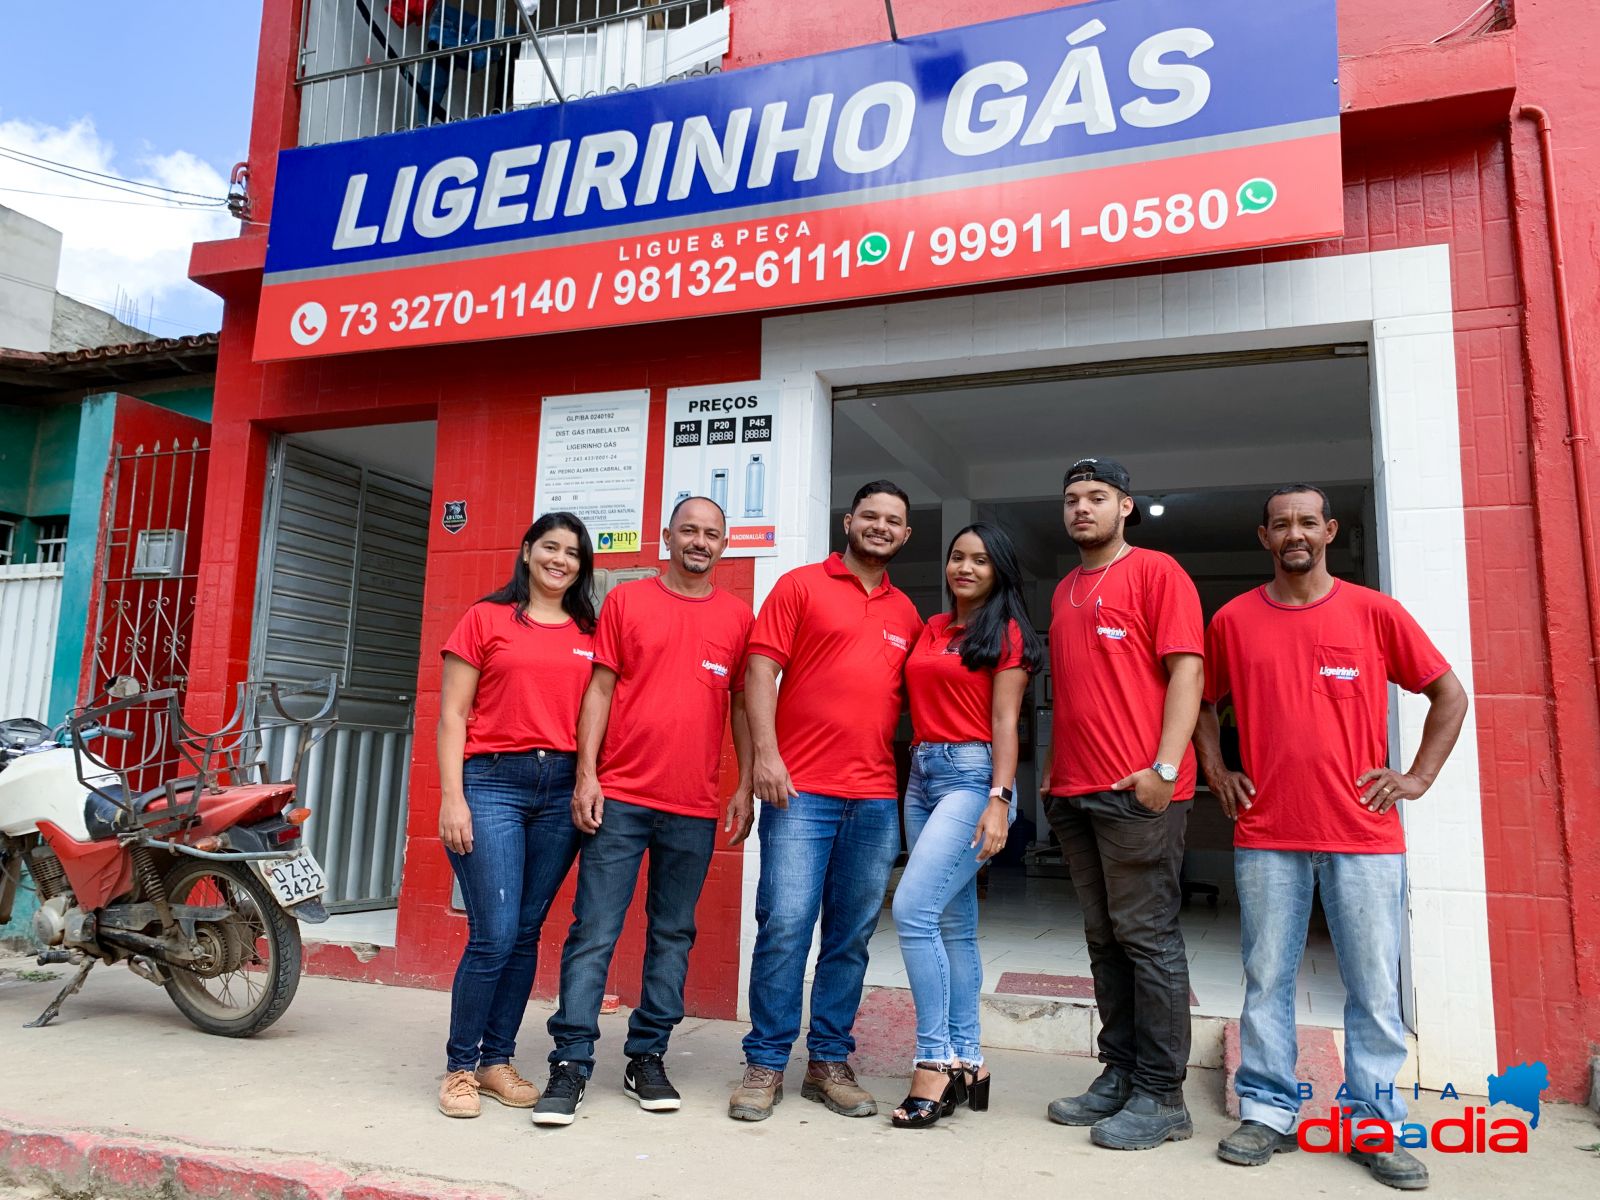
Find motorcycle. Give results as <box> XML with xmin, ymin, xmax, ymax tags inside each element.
<box><xmin>0</xmin><ymin>678</ymin><xmax>337</xmax><ymax>1036</ymax></box>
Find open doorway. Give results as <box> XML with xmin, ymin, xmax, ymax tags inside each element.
<box><xmin>250</xmin><ymin>421</ymin><xmax>437</xmax><ymax>945</ymax></box>
<box><xmin>833</xmin><ymin>347</ymin><xmax>1376</xmax><ymax>1025</ymax></box>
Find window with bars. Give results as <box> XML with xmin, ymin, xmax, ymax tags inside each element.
<box><xmin>0</xmin><ymin>517</ymin><xmax>17</xmax><ymax>566</ymax></box>
<box><xmin>32</xmin><ymin>517</ymin><xmax>68</xmax><ymax>565</ymax></box>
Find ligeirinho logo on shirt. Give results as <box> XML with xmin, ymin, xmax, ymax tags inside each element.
<box><xmin>1096</xmin><ymin>624</ymin><xmax>1129</xmax><ymax>641</ymax></box>
<box><xmin>883</xmin><ymin>630</ymin><xmax>909</xmax><ymax>651</ymax></box>
<box><xmin>574</xmin><ymin>648</ymin><xmax>594</xmax><ymax>659</ymax></box>
<box><xmin>701</xmin><ymin>659</ymin><xmax>730</xmax><ymax>677</ymax></box>
<box><xmin>1319</xmin><ymin>664</ymin><xmax>1360</xmax><ymax>680</ymax></box>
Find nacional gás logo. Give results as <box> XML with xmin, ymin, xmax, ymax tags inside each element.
<box><xmin>1096</xmin><ymin>624</ymin><xmax>1129</xmax><ymax>640</ymax></box>
<box><xmin>1319</xmin><ymin>664</ymin><xmax>1360</xmax><ymax>680</ymax></box>
<box><xmin>1296</xmin><ymin>1061</ymin><xmax>1549</xmax><ymax>1156</ymax></box>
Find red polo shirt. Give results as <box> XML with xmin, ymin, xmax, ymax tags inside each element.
<box><xmin>1204</xmin><ymin>581</ymin><xmax>1450</xmax><ymax>853</ymax></box>
<box><xmin>749</xmin><ymin>553</ymin><xmax>923</xmax><ymax>799</ymax></box>
<box><xmin>441</xmin><ymin>602</ymin><xmax>594</xmax><ymax>756</ymax></box>
<box><xmin>1048</xmin><ymin>548</ymin><xmax>1204</xmax><ymax>800</ymax></box>
<box><xmin>593</xmin><ymin>576</ymin><xmax>754</xmax><ymax>819</ymax></box>
<box><xmin>907</xmin><ymin>615</ymin><xmax>1027</xmax><ymax>745</ymax></box>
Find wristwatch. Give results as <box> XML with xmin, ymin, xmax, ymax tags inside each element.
<box><xmin>988</xmin><ymin>786</ymin><xmax>1014</xmax><ymax>803</ymax></box>
<box><xmin>1151</xmin><ymin>762</ymin><xmax>1179</xmax><ymax>784</ymax></box>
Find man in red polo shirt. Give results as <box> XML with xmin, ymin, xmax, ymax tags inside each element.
<box><xmin>1043</xmin><ymin>457</ymin><xmax>1204</xmax><ymax>1151</ymax></box>
<box><xmin>534</xmin><ymin>496</ymin><xmax>754</xmax><ymax>1126</ymax></box>
<box><xmin>1197</xmin><ymin>484</ymin><xmax>1465</xmax><ymax>1191</ymax></box>
<box><xmin>727</xmin><ymin>480</ymin><xmax>922</xmax><ymax>1122</ymax></box>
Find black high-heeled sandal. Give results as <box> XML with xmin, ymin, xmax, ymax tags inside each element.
<box><xmin>962</xmin><ymin>1064</ymin><xmax>991</xmax><ymax>1112</ymax></box>
<box><xmin>891</xmin><ymin>1063</ymin><xmax>966</xmax><ymax>1129</ymax></box>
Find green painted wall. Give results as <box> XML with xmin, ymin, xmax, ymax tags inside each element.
<box><xmin>29</xmin><ymin>406</ymin><xmax>81</xmax><ymax>516</ymax></box>
<box><xmin>145</xmin><ymin>387</ymin><xmax>213</xmax><ymax>423</ymax></box>
<box><xmin>47</xmin><ymin>393</ymin><xmax>116</xmax><ymax>725</ymax></box>
<box><xmin>0</xmin><ymin>405</ymin><xmax>42</xmax><ymax>514</ymax></box>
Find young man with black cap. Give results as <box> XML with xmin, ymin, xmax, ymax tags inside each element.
<box><xmin>1043</xmin><ymin>457</ymin><xmax>1204</xmax><ymax>1151</ymax></box>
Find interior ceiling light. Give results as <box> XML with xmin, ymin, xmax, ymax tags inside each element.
<box><xmin>1148</xmin><ymin>496</ymin><xmax>1166</xmax><ymax>517</ymax></box>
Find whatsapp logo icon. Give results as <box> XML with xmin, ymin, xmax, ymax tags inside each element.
<box><xmin>857</xmin><ymin>232</ymin><xmax>891</xmax><ymax>266</ymax></box>
<box><xmin>1237</xmin><ymin>178</ymin><xmax>1278</xmax><ymax>215</ymax></box>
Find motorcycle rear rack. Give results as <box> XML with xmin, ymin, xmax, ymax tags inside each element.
<box><xmin>70</xmin><ymin>675</ymin><xmax>340</xmax><ymax>841</ymax></box>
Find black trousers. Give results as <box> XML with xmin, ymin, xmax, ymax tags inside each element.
<box><xmin>1045</xmin><ymin>790</ymin><xmax>1191</xmax><ymax>1105</ymax></box>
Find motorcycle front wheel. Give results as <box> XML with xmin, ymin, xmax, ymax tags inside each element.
<box><xmin>159</xmin><ymin>858</ymin><xmax>302</xmax><ymax>1037</ymax></box>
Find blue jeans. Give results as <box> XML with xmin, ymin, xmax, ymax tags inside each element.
<box><xmin>1234</xmin><ymin>849</ymin><xmax>1408</xmax><ymax>1132</ymax></box>
<box><xmin>741</xmin><ymin>793</ymin><xmax>899</xmax><ymax>1069</ymax></box>
<box><xmin>892</xmin><ymin>743</ymin><xmax>1014</xmax><ymax>1064</ymax></box>
<box><xmin>547</xmin><ymin>798</ymin><xmax>716</xmax><ymax>1075</ymax></box>
<box><xmin>444</xmin><ymin>750</ymin><xmax>580</xmax><ymax>1073</ymax></box>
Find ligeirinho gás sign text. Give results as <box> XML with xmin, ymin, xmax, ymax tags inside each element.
<box><xmin>255</xmin><ymin>0</ymin><xmax>1340</xmax><ymax>361</ymax></box>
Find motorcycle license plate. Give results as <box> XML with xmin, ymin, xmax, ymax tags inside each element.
<box><xmin>254</xmin><ymin>851</ymin><xmax>327</xmax><ymax>906</ymax></box>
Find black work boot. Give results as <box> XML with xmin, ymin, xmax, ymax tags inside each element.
<box><xmin>1348</xmin><ymin>1146</ymin><xmax>1430</xmax><ymax>1190</ymax></box>
<box><xmin>1089</xmin><ymin>1092</ymin><xmax>1194</xmax><ymax>1150</ymax></box>
<box><xmin>1217</xmin><ymin>1119</ymin><xmax>1299</xmax><ymax>1166</ymax></box>
<box><xmin>1046</xmin><ymin>1065</ymin><xmax>1133</xmax><ymax>1126</ymax></box>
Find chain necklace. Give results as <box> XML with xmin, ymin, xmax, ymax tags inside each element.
<box><xmin>1067</xmin><ymin>541</ymin><xmax>1131</xmax><ymax>608</ymax></box>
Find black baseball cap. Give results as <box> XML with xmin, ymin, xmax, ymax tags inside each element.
<box><xmin>1064</xmin><ymin>457</ymin><xmax>1142</xmax><ymax>525</ymax></box>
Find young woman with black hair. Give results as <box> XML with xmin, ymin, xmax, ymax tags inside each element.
<box><xmin>434</xmin><ymin>512</ymin><xmax>598</xmax><ymax>1118</ymax></box>
<box><xmin>890</xmin><ymin>523</ymin><xmax>1044</xmax><ymax>1128</ymax></box>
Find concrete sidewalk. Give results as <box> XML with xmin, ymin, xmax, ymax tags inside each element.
<box><xmin>1</xmin><ymin>956</ymin><xmax>1595</xmax><ymax>1199</ymax></box>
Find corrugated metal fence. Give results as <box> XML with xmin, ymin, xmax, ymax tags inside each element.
<box><xmin>0</xmin><ymin>562</ymin><xmax>64</xmax><ymax>721</ymax></box>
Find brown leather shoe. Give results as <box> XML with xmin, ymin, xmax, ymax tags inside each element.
<box><xmin>729</xmin><ymin>1065</ymin><xmax>784</xmax><ymax>1121</ymax></box>
<box><xmin>475</xmin><ymin>1062</ymin><xmax>540</xmax><ymax>1108</ymax></box>
<box><xmin>438</xmin><ymin>1069</ymin><xmax>481</xmax><ymax>1118</ymax></box>
<box><xmin>803</xmin><ymin>1060</ymin><xmax>877</xmax><ymax>1117</ymax></box>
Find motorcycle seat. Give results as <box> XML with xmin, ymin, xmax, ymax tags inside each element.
<box><xmin>82</xmin><ymin>779</ymin><xmax>203</xmax><ymax>841</ymax></box>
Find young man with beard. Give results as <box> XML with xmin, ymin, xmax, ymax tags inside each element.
<box><xmin>728</xmin><ymin>481</ymin><xmax>922</xmax><ymax>1122</ymax></box>
<box><xmin>533</xmin><ymin>497</ymin><xmax>754</xmax><ymax>1126</ymax></box>
<box><xmin>1197</xmin><ymin>485</ymin><xmax>1466</xmax><ymax>1191</ymax></box>
<box><xmin>1044</xmin><ymin>457</ymin><xmax>1204</xmax><ymax>1151</ymax></box>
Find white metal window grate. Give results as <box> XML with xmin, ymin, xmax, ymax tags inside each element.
<box><xmin>0</xmin><ymin>518</ymin><xmax>16</xmax><ymax>566</ymax></box>
<box><xmin>33</xmin><ymin>517</ymin><xmax>68</xmax><ymax>565</ymax></box>
<box><xmin>294</xmin><ymin>0</ymin><xmax>728</xmax><ymax>146</ymax></box>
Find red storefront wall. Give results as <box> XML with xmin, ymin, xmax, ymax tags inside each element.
<box><xmin>192</xmin><ymin>0</ymin><xmax>1600</xmax><ymax>1098</ymax></box>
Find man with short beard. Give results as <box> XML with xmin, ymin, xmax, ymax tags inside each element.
<box><xmin>1197</xmin><ymin>485</ymin><xmax>1465</xmax><ymax>1191</ymax></box>
<box><xmin>1043</xmin><ymin>458</ymin><xmax>1204</xmax><ymax>1151</ymax></box>
<box><xmin>728</xmin><ymin>481</ymin><xmax>922</xmax><ymax>1122</ymax></box>
<box><xmin>534</xmin><ymin>496</ymin><xmax>754</xmax><ymax>1126</ymax></box>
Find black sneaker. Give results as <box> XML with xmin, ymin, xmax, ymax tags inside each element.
<box><xmin>531</xmin><ymin>1061</ymin><xmax>586</xmax><ymax>1127</ymax></box>
<box><xmin>624</xmin><ymin>1053</ymin><xmax>682</xmax><ymax>1112</ymax></box>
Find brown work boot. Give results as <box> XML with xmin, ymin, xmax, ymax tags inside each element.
<box><xmin>728</xmin><ymin>1065</ymin><xmax>785</xmax><ymax>1121</ymax></box>
<box><xmin>438</xmin><ymin>1069</ymin><xmax>481</xmax><ymax>1118</ymax></box>
<box><xmin>802</xmin><ymin>1060</ymin><xmax>877</xmax><ymax>1117</ymax></box>
<box><xmin>476</xmin><ymin>1062</ymin><xmax>540</xmax><ymax>1108</ymax></box>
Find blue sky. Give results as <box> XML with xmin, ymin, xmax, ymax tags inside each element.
<box><xmin>0</xmin><ymin>3</ymin><xmax>263</xmax><ymax>336</ymax></box>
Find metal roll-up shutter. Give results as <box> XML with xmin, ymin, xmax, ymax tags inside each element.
<box><xmin>252</xmin><ymin>440</ymin><xmax>429</xmax><ymax>910</ymax></box>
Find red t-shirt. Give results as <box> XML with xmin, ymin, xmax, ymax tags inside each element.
<box><xmin>749</xmin><ymin>554</ymin><xmax>922</xmax><ymax>799</ymax></box>
<box><xmin>1049</xmin><ymin>548</ymin><xmax>1204</xmax><ymax>800</ymax></box>
<box><xmin>1203</xmin><ymin>581</ymin><xmax>1450</xmax><ymax>853</ymax></box>
<box><xmin>592</xmin><ymin>576</ymin><xmax>754</xmax><ymax>819</ymax></box>
<box><xmin>907</xmin><ymin>615</ymin><xmax>1027</xmax><ymax>745</ymax></box>
<box><xmin>441</xmin><ymin>602</ymin><xmax>594</xmax><ymax>756</ymax></box>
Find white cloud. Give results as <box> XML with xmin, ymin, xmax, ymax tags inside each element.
<box><xmin>0</xmin><ymin>115</ymin><xmax>238</xmax><ymax>336</ymax></box>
